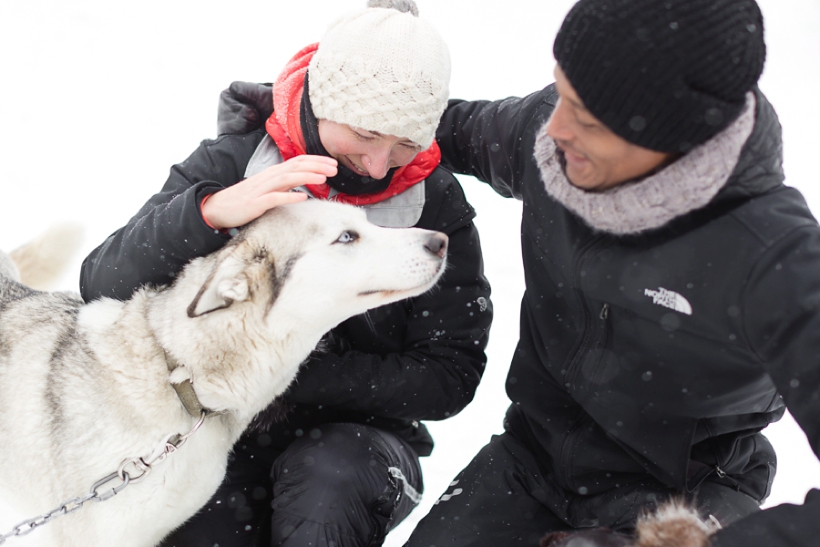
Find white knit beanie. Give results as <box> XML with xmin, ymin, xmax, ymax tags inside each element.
<box><xmin>308</xmin><ymin>0</ymin><xmax>450</xmax><ymax>149</ymax></box>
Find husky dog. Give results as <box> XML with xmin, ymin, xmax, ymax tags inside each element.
<box><xmin>0</xmin><ymin>200</ymin><xmax>448</xmax><ymax>547</ymax></box>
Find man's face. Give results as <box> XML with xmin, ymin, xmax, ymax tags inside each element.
<box><xmin>546</xmin><ymin>66</ymin><xmax>674</xmax><ymax>191</ymax></box>
<box><xmin>317</xmin><ymin>119</ymin><xmax>422</xmax><ymax>180</ymax></box>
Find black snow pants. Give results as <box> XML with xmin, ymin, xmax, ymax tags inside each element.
<box><xmin>405</xmin><ymin>432</ymin><xmax>760</xmax><ymax>547</ymax></box>
<box><xmin>160</xmin><ymin>422</ymin><xmax>423</xmax><ymax>547</ymax></box>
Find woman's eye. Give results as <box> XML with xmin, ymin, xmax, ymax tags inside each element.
<box><xmin>399</xmin><ymin>146</ymin><xmax>421</xmax><ymax>156</ymax></box>
<box><xmin>336</xmin><ymin>231</ymin><xmax>359</xmax><ymax>244</ymax></box>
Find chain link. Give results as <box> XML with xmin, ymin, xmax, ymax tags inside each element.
<box><xmin>0</xmin><ymin>411</ymin><xmax>207</xmax><ymax>544</ymax></box>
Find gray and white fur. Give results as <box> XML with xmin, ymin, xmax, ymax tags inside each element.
<box><xmin>0</xmin><ymin>199</ymin><xmax>447</xmax><ymax>547</ymax></box>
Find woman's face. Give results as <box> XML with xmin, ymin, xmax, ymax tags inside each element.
<box><xmin>317</xmin><ymin>119</ymin><xmax>423</xmax><ymax>180</ymax></box>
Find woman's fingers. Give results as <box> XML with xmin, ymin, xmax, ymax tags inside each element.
<box><xmin>268</xmin><ymin>170</ymin><xmax>333</xmax><ymax>190</ymax></box>
<box><xmin>257</xmin><ymin>189</ymin><xmax>309</xmax><ymax>211</ymax></box>
<box><xmin>202</xmin><ymin>155</ymin><xmax>338</xmax><ymax>229</ymax></box>
<box><xmin>258</xmin><ymin>155</ymin><xmax>337</xmax><ymax>191</ymax></box>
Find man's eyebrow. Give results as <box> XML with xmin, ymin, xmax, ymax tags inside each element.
<box><xmin>555</xmin><ymin>80</ymin><xmax>590</xmax><ymax>114</ymax></box>
<box><xmin>567</xmin><ymin>96</ymin><xmax>589</xmax><ymax>113</ymax></box>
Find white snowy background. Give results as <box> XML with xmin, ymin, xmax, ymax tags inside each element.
<box><xmin>0</xmin><ymin>1</ymin><xmax>818</xmax><ymax>545</ymax></box>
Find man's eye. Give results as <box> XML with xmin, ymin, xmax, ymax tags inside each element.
<box><xmin>336</xmin><ymin>231</ymin><xmax>359</xmax><ymax>244</ymax></box>
<box><xmin>576</xmin><ymin>116</ymin><xmax>599</xmax><ymax>129</ymax></box>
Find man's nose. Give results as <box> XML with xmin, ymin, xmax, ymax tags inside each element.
<box><xmin>545</xmin><ymin>98</ymin><xmax>573</xmax><ymax>142</ymax></box>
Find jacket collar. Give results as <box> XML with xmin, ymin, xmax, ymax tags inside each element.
<box><xmin>533</xmin><ymin>92</ymin><xmax>757</xmax><ymax>235</ymax></box>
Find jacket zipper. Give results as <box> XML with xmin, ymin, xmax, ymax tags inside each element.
<box><xmin>699</xmin><ymin>420</ymin><xmax>742</xmax><ymax>492</ymax></box>
<box><xmin>562</xmin><ymin>235</ymin><xmax>605</xmax><ymax>391</ymax></box>
<box><xmin>559</xmin><ymin>301</ymin><xmax>611</xmax><ymax>491</ymax></box>
<box><xmin>558</xmin><ymin>235</ymin><xmax>612</xmax><ymax>488</ymax></box>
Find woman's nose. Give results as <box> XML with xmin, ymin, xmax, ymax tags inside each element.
<box><xmin>361</xmin><ymin>148</ymin><xmax>391</xmax><ymax>179</ymax></box>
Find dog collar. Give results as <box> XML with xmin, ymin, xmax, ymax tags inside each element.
<box><xmin>164</xmin><ymin>351</ymin><xmax>212</xmax><ymax>418</ymax></box>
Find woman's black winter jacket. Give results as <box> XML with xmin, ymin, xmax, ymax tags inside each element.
<box><xmin>436</xmin><ymin>85</ymin><xmax>820</xmax><ymax>545</ymax></box>
<box><xmin>79</xmin><ymin>128</ymin><xmax>492</xmax><ymax>456</ymax></box>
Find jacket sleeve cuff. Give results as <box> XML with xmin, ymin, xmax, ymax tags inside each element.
<box><xmin>200</xmin><ymin>193</ymin><xmax>218</xmax><ymax>230</ymax></box>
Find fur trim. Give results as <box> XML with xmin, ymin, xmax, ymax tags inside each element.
<box><xmin>533</xmin><ymin>93</ymin><xmax>756</xmax><ymax>235</ymax></box>
<box><xmin>538</xmin><ymin>501</ymin><xmax>719</xmax><ymax>547</ymax></box>
<box><xmin>634</xmin><ymin>500</ymin><xmax>719</xmax><ymax>547</ymax></box>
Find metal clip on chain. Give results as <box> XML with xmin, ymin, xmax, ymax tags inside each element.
<box><xmin>0</xmin><ymin>411</ymin><xmax>207</xmax><ymax>544</ymax></box>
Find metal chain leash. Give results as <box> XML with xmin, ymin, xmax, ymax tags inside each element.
<box><xmin>0</xmin><ymin>411</ymin><xmax>207</xmax><ymax>544</ymax></box>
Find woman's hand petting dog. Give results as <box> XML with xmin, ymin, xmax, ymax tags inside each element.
<box><xmin>201</xmin><ymin>155</ymin><xmax>337</xmax><ymax>229</ymax></box>
<box><xmin>540</xmin><ymin>501</ymin><xmax>718</xmax><ymax>547</ymax></box>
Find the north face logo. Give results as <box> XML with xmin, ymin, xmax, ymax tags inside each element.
<box><xmin>644</xmin><ymin>287</ymin><xmax>692</xmax><ymax>315</ymax></box>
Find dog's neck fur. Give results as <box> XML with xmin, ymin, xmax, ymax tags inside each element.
<box><xmin>139</xmin><ymin>253</ymin><xmax>326</xmax><ymax>431</ymax></box>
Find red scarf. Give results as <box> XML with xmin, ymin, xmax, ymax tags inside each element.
<box><xmin>265</xmin><ymin>44</ymin><xmax>441</xmax><ymax>206</ymax></box>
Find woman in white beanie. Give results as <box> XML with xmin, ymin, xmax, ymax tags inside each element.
<box><xmin>79</xmin><ymin>2</ymin><xmax>491</xmax><ymax>546</ymax></box>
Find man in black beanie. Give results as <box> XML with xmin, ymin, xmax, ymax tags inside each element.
<box><xmin>402</xmin><ymin>0</ymin><xmax>820</xmax><ymax>545</ymax></box>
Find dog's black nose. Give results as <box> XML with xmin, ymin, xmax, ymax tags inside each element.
<box><xmin>425</xmin><ymin>233</ymin><xmax>448</xmax><ymax>259</ymax></box>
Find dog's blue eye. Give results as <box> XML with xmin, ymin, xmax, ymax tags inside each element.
<box><xmin>336</xmin><ymin>231</ymin><xmax>359</xmax><ymax>244</ymax></box>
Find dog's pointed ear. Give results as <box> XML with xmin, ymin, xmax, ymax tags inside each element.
<box><xmin>187</xmin><ymin>252</ymin><xmax>250</xmax><ymax>317</ymax></box>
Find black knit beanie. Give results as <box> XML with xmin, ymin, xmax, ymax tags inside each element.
<box><xmin>553</xmin><ymin>0</ymin><xmax>766</xmax><ymax>153</ymax></box>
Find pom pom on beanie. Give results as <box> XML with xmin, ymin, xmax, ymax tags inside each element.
<box><xmin>366</xmin><ymin>0</ymin><xmax>419</xmax><ymax>16</ymax></box>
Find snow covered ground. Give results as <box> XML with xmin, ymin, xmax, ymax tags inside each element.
<box><xmin>0</xmin><ymin>1</ymin><xmax>818</xmax><ymax>544</ymax></box>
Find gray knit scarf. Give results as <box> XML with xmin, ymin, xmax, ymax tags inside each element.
<box><xmin>533</xmin><ymin>93</ymin><xmax>756</xmax><ymax>235</ymax></box>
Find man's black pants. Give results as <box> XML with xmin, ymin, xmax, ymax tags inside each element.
<box><xmin>405</xmin><ymin>432</ymin><xmax>760</xmax><ymax>547</ymax></box>
<box><xmin>161</xmin><ymin>423</ymin><xmax>423</xmax><ymax>547</ymax></box>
